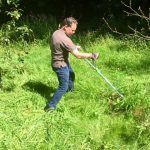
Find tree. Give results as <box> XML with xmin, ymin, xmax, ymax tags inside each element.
<box><xmin>0</xmin><ymin>0</ymin><xmax>33</xmax><ymax>43</ymax></box>
<box><xmin>103</xmin><ymin>0</ymin><xmax>150</xmax><ymax>40</ymax></box>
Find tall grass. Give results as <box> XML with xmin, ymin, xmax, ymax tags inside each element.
<box><xmin>0</xmin><ymin>17</ymin><xmax>150</xmax><ymax>150</ymax></box>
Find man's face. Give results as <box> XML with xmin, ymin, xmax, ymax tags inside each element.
<box><xmin>64</xmin><ymin>23</ymin><xmax>77</xmax><ymax>37</ymax></box>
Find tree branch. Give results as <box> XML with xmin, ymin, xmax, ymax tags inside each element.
<box><xmin>102</xmin><ymin>18</ymin><xmax>123</xmax><ymax>35</ymax></box>
<box><xmin>103</xmin><ymin>0</ymin><xmax>150</xmax><ymax>40</ymax></box>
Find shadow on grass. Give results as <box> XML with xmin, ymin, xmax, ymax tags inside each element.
<box><xmin>22</xmin><ymin>81</ymin><xmax>56</xmax><ymax>103</ymax></box>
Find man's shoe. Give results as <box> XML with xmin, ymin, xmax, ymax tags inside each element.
<box><xmin>44</xmin><ymin>105</ymin><xmax>55</xmax><ymax>112</ymax></box>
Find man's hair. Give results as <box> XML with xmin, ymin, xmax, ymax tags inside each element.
<box><xmin>59</xmin><ymin>17</ymin><xmax>78</xmax><ymax>28</ymax></box>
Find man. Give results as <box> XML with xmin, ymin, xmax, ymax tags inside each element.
<box><xmin>45</xmin><ymin>17</ymin><xmax>99</xmax><ymax>111</ymax></box>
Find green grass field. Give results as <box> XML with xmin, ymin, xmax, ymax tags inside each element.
<box><xmin>0</xmin><ymin>35</ymin><xmax>150</xmax><ymax>150</ymax></box>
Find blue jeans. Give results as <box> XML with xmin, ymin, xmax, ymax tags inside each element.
<box><xmin>48</xmin><ymin>64</ymin><xmax>75</xmax><ymax>109</ymax></box>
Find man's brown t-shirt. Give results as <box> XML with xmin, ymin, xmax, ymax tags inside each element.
<box><xmin>51</xmin><ymin>29</ymin><xmax>76</xmax><ymax>68</ymax></box>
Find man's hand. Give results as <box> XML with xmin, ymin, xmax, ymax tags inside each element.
<box><xmin>76</xmin><ymin>45</ymin><xmax>81</xmax><ymax>50</ymax></box>
<box><xmin>92</xmin><ymin>53</ymin><xmax>99</xmax><ymax>60</ymax></box>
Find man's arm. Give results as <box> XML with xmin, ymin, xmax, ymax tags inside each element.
<box><xmin>70</xmin><ymin>49</ymin><xmax>99</xmax><ymax>60</ymax></box>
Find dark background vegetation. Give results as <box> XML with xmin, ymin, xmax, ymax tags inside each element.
<box><xmin>0</xmin><ymin>0</ymin><xmax>150</xmax><ymax>31</ymax></box>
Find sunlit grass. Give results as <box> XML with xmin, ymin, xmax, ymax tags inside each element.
<box><xmin>0</xmin><ymin>35</ymin><xmax>150</xmax><ymax>150</ymax></box>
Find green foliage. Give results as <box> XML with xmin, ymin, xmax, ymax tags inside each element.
<box><xmin>0</xmin><ymin>4</ymin><xmax>149</xmax><ymax>149</ymax></box>
<box><xmin>0</xmin><ymin>29</ymin><xmax>150</xmax><ymax>149</ymax></box>
<box><xmin>6</xmin><ymin>9</ymin><xmax>22</xmax><ymax>20</ymax></box>
<box><xmin>19</xmin><ymin>15</ymin><xmax>57</xmax><ymax>42</ymax></box>
<box><xmin>0</xmin><ymin>15</ymin><xmax>57</xmax><ymax>44</ymax></box>
<box><xmin>0</xmin><ymin>0</ymin><xmax>33</xmax><ymax>43</ymax></box>
<box><xmin>6</xmin><ymin>0</ymin><xmax>20</xmax><ymax>5</ymax></box>
<box><xmin>0</xmin><ymin>22</ymin><xmax>33</xmax><ymax>44</ymax></box>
